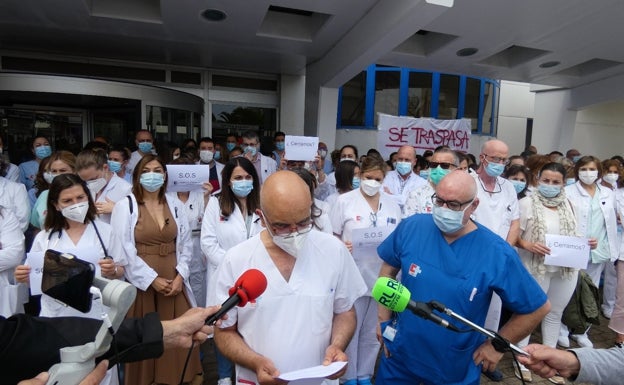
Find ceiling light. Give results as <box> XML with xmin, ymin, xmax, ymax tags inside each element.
<box><xmin>539</xmin><ymin>61</ymin><xmax>560</xmax><ymax>68</ymax></box>
<box><xmin>201</xmin><ymin>9</ymin><xmax>227</xmax><ymax>22</ymax></box>
<box><xmin>456</xmin><ymin>48</ymin><xmax>478</xmax><ymax>57</ymax></box>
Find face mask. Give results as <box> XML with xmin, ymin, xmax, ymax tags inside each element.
<box><xmin>35</xmin><ymin>145</ymin><xmax>52</xmax><ymax>159</ymax></box>
<box><xmin>43</xmin><ymin>172</ymin><xmax>57</xmax><ymax>185</ymax></box>
<box><xmin>566</xmin><ymin>178</ymin><xmax>576</xmax><ymax>186</ymax></box>
<box><xmin>360</xmin><ymin>179</ymin><xmax>381</xmax><ymax>196</ymax></box>
<box><xmin>86</xmin><ymin>177</ymin><xmax>107</xmax><ymax>196</ymax></box>
<box><xmin>572</xmin><ymin>155</ymin><xmax>581</xmax><ymax>163</ymax></box>
<box><xmin>395</xmin><ymin>161</ymin><xmax>412</xmax><ymax>176</ymax></box>
<box><xmin>271</xmin><ymin>231</ymin><xmax>309</xmax><ymax>257</ymax></box>
<box><xmin>138</xmin><ymin>142</ymin><xmax>153</xmax><ymax>153</ymax></box>
<box><xmin>231</xmin><ymin>180</ymin><xmax>253</xmax><ymax>197</ymax></box>
<box><xmin>352</xmin><ymin>177</ymin><xmax>361</xmax><ymax>189</ymax></box>
<box><xmin>200</xmin><ymin>150</ymin><xmax>214</xmax><ymax>163</ymax></box>
<box><xmin>485</xmin><ymin>160</ymin><xmax>505</xmax><ymax>177</ymax></box>
<box><xmin>226</xmin><ymin>142</ymin><xmax>236</xmax><ymax>152</ymax></box>
<box><xmin>244</xmin><ymin>145</ymin><xmax>257</xmax><ymax>158</ymax></box>
<box><xmin>140</xmin><ymin>172</ymin><xmax>165</xmax><ymax>192</ymax></box>
<box><xmin>538</xmin><ymin>183</ymin><xmax>561</xmax><ymax>198</ymax></box>
<box><xmin>275</xmin><ymin>142</ymin><xmax>285</xmax><ymax>151</ymax></box>
<box><xmin>578</xmin><ymin>170</ymin><xmax>598</xmax><ymax>185</ymax></box>
<box><xmin>604</xmin><ymin>173</ymin><xmax>619</xmax><ymax>186</ymax></box>
<box><xmin>214</xmin><ymin>151</ymin><xmax>221</xmax><ymax>161</ymax></box>
<box><xmin>432</xmin><ymin>204</ymin><xmax>469</xmax><ymax>234</ymax></box>
<box><xmin>319</xmin><ymin>149</ymin><xmax>327</xmax><ymax>159</ymax></box>
<box><xmin>107</xmin><ymin>160</ymin><xmax>122</xmax><ymax>173</ymax></box>
<box><xmin>61</xmin><ymin>201</ymin><xmax>89</xmax><ymax>223</ymax></box>
<box><xmin>419</xmin><ymin>170</ymin><xmax>429</xmax><ymax>179</ymax></box>
<box><xmin>340</xmin><ymin>157</ymin><xmax>354</xmax><ymax>162</ymax></box>
<box><xmin>172</xmin><ymin>154</ymin><xmax>180</xmax><ymax>160</ymax></box>
<box><xmin>511</xmin><ymin>180</ymin><xmax>527</xmax><ymax>194</ymax></box>
<box><xmin>429</xmin><ymin>166</ymin><xmax>450</xmax><ymax>185</ymax></box>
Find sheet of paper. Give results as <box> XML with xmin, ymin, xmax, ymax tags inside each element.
<box><xmin>544</xmin><ymin>234</ymin><xmax>590</xmax><ymax>269</ymax></box>
<box><xmin>26</xmin><ymin>248</ymin><xmax>103</xmax><ymax>295</ymax></box>
<box><xmin>351</xmin><ymin>226</ymin><xmax>394</xmax><ymax>260</ymax></box>
<box><xmin>276</xmin><ymin>361</ymin><xmax>347</xmax><ymax>384</ymax></box>
<box><xmin>166</xmin><ymin>164</ymin><xmax>210</xmax><ymax>192</ymax></box>
<box><xmin>284</xmin><ymin>135</ymin><xmax>319</xmax><ymax>161</ymax></box>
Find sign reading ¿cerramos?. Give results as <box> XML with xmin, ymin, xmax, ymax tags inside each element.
<box><xmin>284</xmin><ymin>135</ymin><xmax>319</xmax><ymax>161</ymax></box>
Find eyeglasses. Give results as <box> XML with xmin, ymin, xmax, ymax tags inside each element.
<box><xmin>429</xmin><ymin>162</ymin><xmax>457</xmax><ymax>170</ymax></box>
<box><xmin>262</xmin><ymin>212</ymin><xmax>313</xmax><ymax>236</ymax></box>
<box><xmin>483</xmin><ymin>154</ymin><xmax>509</xmax><ymax>165</ymax></box>
<box><xmin>431</xmin><ymin>193</ymin><xmax>474</xmax><ymax>211</ymax></box>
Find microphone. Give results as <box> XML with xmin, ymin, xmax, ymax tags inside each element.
<box><xmin>205</xmin><ymin>269</ymin><xmax>268</xmax><ymax>325</ymax></box>
<box><xmin>372</xmin><ymin>277</ymin><xmax>460</xmax><ymax>332</ymax></box>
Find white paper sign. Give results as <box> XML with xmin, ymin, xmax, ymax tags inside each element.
<box><xmin>276</xmin><ymin>361</ymin><xmax>347</xmax><ymax>385</ymax></box>
<box><xmin>544</xmin><ymin>234</ymin><xmax>590</xmax><ymax>269</ymax></box>
<box><xmin>352</xmin><ymin>227</ymin><xmax>394</xmax><ymax>260</ymax></box>
<box><xmin>167</xmin><ymin>164</ymin><xmax>210</xmax><ymax>192</ymax></box>
<box><xmin>26</xmin><ymin>248</ymin><xmax>103</xmax><ymax>295</ymax></box>
<box><xmin>285</xmin><ymin>135</ymin><xmax>319</xmax><ymax>161</ymax></box>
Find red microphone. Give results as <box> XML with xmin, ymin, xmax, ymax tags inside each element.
<box><xmin>205</xmin><ymin>269</ymin><xmax>268</xmax><ymax>325</ymax></box>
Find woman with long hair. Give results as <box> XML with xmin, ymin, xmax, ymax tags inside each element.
<box><xmin>325</xmin><ymin>159</ymin><xmax>360</xmax><ymax>208</ymax></box>
<box><xmin>109</xmin><ymin>154</ymin><xmax>200</xmax><ymax>385</ymax></box>
<box><xmin>201</xmin><ymin>156</ymin><xmax>262</xmax><ymax>385</ymax></box>
<box><xmin>503</xmin><ymin>164</ymin><xmax>532</xmax><ymax>200</ymax></box>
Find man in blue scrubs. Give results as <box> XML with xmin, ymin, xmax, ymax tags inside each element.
<box><xmin>376</xmin><ymin>170</ymin><xmax>550</xmax><ymax>385</ymax></box>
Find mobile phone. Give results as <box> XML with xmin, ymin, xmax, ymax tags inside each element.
<box><xmin>42</xmin><ymin>249</ymin><xmax>95</xmax><ymax>313</ymax></box>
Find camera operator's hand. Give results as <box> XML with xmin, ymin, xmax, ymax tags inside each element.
<box><xmin>161</xmin><ymin>306</ymin><xmax>224</xmax><ymax>348</ymax></box>
<box><xmin>18</xmin><ymin>360</ymin><xmax>109</xmax><ymax>385</ymax></box>
<box><xmin>165</xmin><ymin>275</ymin><xmax>184</xmax><ymax>297</ymax></box>
<box><xmin>14</xmin><ymin>264</ymin><xmax>31</xmax><ymax>284</ymax></box>
<box><xmin>151</xmin><ymin>277</ymin><xmax>172</xmax><ymax>294</ymax></box>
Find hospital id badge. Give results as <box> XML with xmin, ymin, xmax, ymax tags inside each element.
<box><xmin>382</xmin><ymin>325</ymin><xmax>397</xmax><ymax>341</ymax></box>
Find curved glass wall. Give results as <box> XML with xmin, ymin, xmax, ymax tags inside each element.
<box><xmin>338</xmin><ymin>64</ymin><xmax>499</xmax><ymax>135</ymax></box>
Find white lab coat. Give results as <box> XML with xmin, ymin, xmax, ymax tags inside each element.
<box><xmin>201</xmin><ymin>197</ymin><xmax>262</xmax><ymax>306</ymax></box>
<box><xmin>0</xmin><ymin>176</ymin><xmax>30</xmax><ymax>232</ymax></box>
<box><xmin>314</xmin><ymin>198</ymin><xmax>333</xmax><ymax>234</ymax></box>
<box><xmin>566</xmin><ymin>182</ymin><xmax>619</xmax><ymax>262</ymax></box>
<box><xmin>109</xmin><ymin>193</ymin><xmax>196</xmax><ymax>306</ymax></box>
<box><xmin>94</xmin><ymin>174</ymin><xmax>132</xmax><ymax>223</ymax></box>
<box><xmin>258</xmin><ymin>154</ymin><xmax>277</xmax><ymax>184</ymax></box>
<box><xmin>381</xmin><ymin>170</ymin><xmax>427</xmax><ymax>216</ymax></box>
<box><xmin>4</xmin><ymin>163</ymin><xmax>20</xmax><ymax>183</ymax></box>
<box><xmin>0</xmin><ymin>209</ymin><xmax>26</xmax><ymax>317</ymax></box>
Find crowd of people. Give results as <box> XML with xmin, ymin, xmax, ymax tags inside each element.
<box><xmin>2</xmin><ymin>129</ymin><xmax>624</xmax><ymax>385</ymax></box>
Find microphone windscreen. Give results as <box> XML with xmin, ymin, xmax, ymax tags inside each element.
<box><xmin>371</xmin><ymin>277</ymin><xmax>411</xmax><ymax>312</ymax></box>
<box><xmin>229</xmin><ymin>268</ymin><xmax>268</xmax><ymax>306</ymax></box>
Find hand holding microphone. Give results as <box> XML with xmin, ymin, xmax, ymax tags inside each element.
<box><xmin>206</xmin><ymin>268</ymin><xmax>268</xmax><ymax>325</ymax></box>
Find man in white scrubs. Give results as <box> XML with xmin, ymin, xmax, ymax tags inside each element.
<box><xmin>213</xmin><ymin>171</ymin><xmax>367</xmax><ymax>385</ymax></box>
<box><xmin>382</xmin><ymin>145</ymin><xmax>427</xmax><ymax>217</ymax></box>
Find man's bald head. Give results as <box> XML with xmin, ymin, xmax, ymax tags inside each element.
<box><xmin>481</xmin><ymin>139</ymin><xmax>509</xmax><ymax>157</ymax></box>
<box><xmin>436</xmin><ymin>170</ymin><xmax>477</xmax><ymax>202</ymax></box>
<box><xmin>396</xmin><ymin>146</ymin><xmax>416</xmax><ymax>164</ymax></box>
<box><xmin>260</xmin><ymin>171</ymin><xmax>312</xmax><ymax>219</ymax></box>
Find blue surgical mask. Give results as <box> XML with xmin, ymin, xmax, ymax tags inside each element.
<box><xmin>275</xmin><ymin>142</ymin><xmax>285</xmax><ymax>151</ymax></box>
<box><xmin>432</xmin><ymin>204</ymin><xmax>470</xmax><ymax>234</ymax></box>
<box><xmin>538</xmin><ymin>183</ymin><xmax>561</xmax><ymax>198</ymax></box>
<box><xmin>140</xmin><ymin>172</ymin><xmax>165</xmax><ymax>192</ymax></box>
<box><xmin>214</xmin><ymin>151</ymin><xmax>221</xmax><ymax>161</ymax></box>
<box><xmin>419</xmin><ymin>170</ymin><xmax>429</xmax><ymax>179</ymax></box>
<box><xmin>226</xmin><ymin>142</ymin><xmax>236</xmax><ymax>152</ymax></box>
<box><xmin>352</xmin><ymin>177</ymin><xmax>361</xmax><ymax>189</ymax></box>
<box><xmin>231</xmin><ymin>179</ymin><xmax>253</xmax><ymax>197</ymax></box>
<box><xmin>395</xmin><ymin>161</ymin><xmax>412</xmax><ymax>176</ymax></box>
<box><xmin>485</xmin><ymin>161</ymin><xmax>505</xmax><ymax>177</ymax></box>
<box><xmin>244</xmin><ymin>145</ymin><xmax>257</xmax><ymax>158</ymax></box>
<box><xmin>429</xmin><ymin>166</ymin><xmax>450</xmax><ymax>185</ymax></box>
<box><xmin>138</xmin><ymin>142</ymin><xmax>153</xmax><ymax>154</ymax></box>
<box><xmin>35</xmin><ymin>145</ymin><xmax>52</xmax><ymax>159</ymax></box>
<box><xmin>108</xmin><ymin>160</ymin><xmax>122</xmax><ymax>173</ymax></box>
<box><xmin>511</xmin><ymin>180</ymin><xmax>527</xmax><ymax>194</ymax></box>
<box><xmin>566</xmin><ymin>178</ymin><xmax>576</xmax><ymax>186</ymax></box>
<box><xmin>572</xmin><ymin>155</ymin><xmax>581</xmax><ymax>163</ymax></box>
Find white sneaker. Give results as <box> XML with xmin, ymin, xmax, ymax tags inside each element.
<box><xmin>602</xmin><ymin>306</ymin><xmax>613</xmax><ymax>319</ymax></box>
<box><xmin>557</xmin><ymin>329</ymin><xmax>570</xmax><ymax>348</ymax></box>
<box><xmin>571</xmin><ymin>333</ymin><xmax>594</xmax><ymax>348</ymax></box>
<box><xmin>217</xmin><ymin>378</ymin><xmax>232</xmax><ymax>385</ymax></box>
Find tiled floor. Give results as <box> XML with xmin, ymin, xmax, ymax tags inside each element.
<box><xmin>200</xmin><ymin>313</ymin><xmax>616</xmax><ymax>384</ymax></box>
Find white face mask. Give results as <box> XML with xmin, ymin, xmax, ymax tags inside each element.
<box><xmin>271</xmin><ymin>232</ymin><xmax>309</xmax><ymax>257</ymax></box>
<box><xmin>360</xmin><ymin>179</ymin><xmax>382</xmax><ymax>196</ymax></box>
<box><xmin>200</xmin><ymin>150</ymin><xmax>214</xmax><ymax>163</ymax></box>
<box><xmin>61</xmin><ymin>201</ymin><xmax>90</xmax><ymax>223</ymax></box>
<box><xmin>603</xmin><ymin>173</ymin><xmax>619</xmax><ymax>186</ymax></box>
<box><xmin>578</xmin><ymin>170</ymin><xmax>598</xmax><ymax>185</ymax></box>
<box><xmin>86</xmin><ymin>177</ymin><xmax>107</xmax><ymax>197</ymax></box>
<box><xmin>43</xmin><ymin>172</ymin><xmax>57</xmax><ymax>185</ymax></box>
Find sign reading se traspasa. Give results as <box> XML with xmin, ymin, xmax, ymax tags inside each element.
<box><xmin>377</xmin><ymin>113</ymin><xmax>471</xmax><ymax>159</ymax></box>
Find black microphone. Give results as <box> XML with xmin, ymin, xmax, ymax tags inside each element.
<box><xmin>372</xmin><ymin>277</ymin><xmax>460</xmax><ymax>332</ymax></box>
<box><xmin>206</xmin><ymin>269</ymin><xmax>268</xmax><ymax>325</ymax></box>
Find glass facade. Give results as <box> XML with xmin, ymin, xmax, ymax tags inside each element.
<box><xmin>338</xmin><ymin>64</ymin><xmax>499</xmax><ymax>135</ymax></box>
